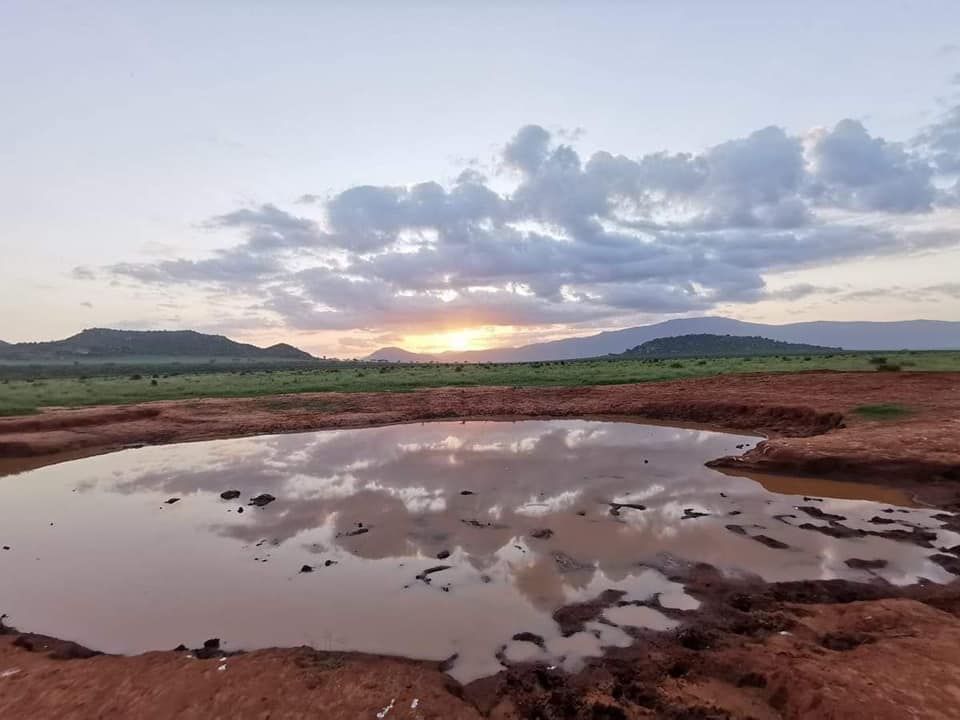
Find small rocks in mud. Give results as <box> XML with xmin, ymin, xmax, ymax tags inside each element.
<box><xmin>194</xmin><ymin>638</ymin><xmax>223</xmax><ymax>660</ymax></box>
<box><xmin>530</xmin><ymin>528</ymin><xmax>554</xmax><ymax>540</ymax></box>
<box><xmin>13</xmin><ymin>633</ymin><xmax>101</xmax><ymax>660</ymax></box>
<box><xmin>725</xmin><ymin>524</ymin><xmax>748</xmax><ymax>536</ymax></box>
<box><xmin>844</xmin><ymin>558</ymin><xmax>889</xmax><ymax>570</ymax></box>
<box><xmin>752</xmin><ymin>535</ymin><xmax>790</xmax><ymax>549</ymax></box>
<box><xmin>609</xmin><ymin>502</ymin><xmax>646</xmax><ymax>517</ymax></box>
<box><xmin>868</xmin><ymin>515</ymin><xmax>897</xmax><ymax>525</ymax></box>
<box><xmin>237</xmin><ymin>507</ymin><xmax>243</xmax><ymax>514</ymax></box>
<box><xmin>728</xmin><ymin>510</ymin><xmax>742</xmax><ymax>516</ymax></box>
<box><xmin>461</xmin><ymin>519</ymin><xmax>506</xmax><ymax>529</ymax></box>
<box><xmin>2</xmin><ymin>546</ymin><xmax>9</xmax><ymax>551</ymax></box>
<box><xmin>677</xmin><ymin>627</ymin><xmax>714</xmax><ymax>650</ymax></box>
<box><xmin>436</xmin><ymin>550</ymin><xmax>451</xmax><ymax>560</ymax></box>
<box><xmin>220</xmin><ymin>490</ymin><xmax>241</xmax><ymax>500</ymax></box>
<box><xmin>300</xmin><ymin>565</ymin><xmax>313</xmax><ymax>573</ymax></box>
<box><xmin>797</xmin><ymin>506</ymin><xmax>845</xmax><ymax>521</ymax></box>
<box><xmin>324</xmin><ymin>559</ymin><xmax>337</xmax><ymax>567</ymax></box>
<box><xmin>799</xmin><ymin>522</ymin><xmax>866</xmax><ymax>539</ymax></box>
<box><xmin>682</xmin><ymin>508</ymin><xmax>710</xmax><ymax>520</ymax></box>
<box><xmin>337</xmin><ymin>527</ymin><xmax>369</xmax><ymax>538</ymax></box>
<box><xmin>248</xmin><ymin>493</ymin><xmax>276</xmax><ymax>507</ymax></box>
<box><xmin>415</xmin><ymin>565</ymin><xmax>452</xmax><ymax>583</ymax></box>
<box><xmin>551</xmin><ymin>551</ymin><xmax>592</xmax><ymax>573</ymax></box>
<box><xmin>459</xmin><ymin>490</ymin><xmax>475</xmax><ymax>496</ymax></box>
<box><xmin>511</xmin><ymin>632</ymin><xmax>546</xmax><ymax>648</ymax></box>
<box><xmin>164</xmin><ymin>498</ymin><xmax>180</xmax><ymax>505</ymax></box>
<box><xmin>820</xmin><ymin>631</ymin><xmax>875</xmax><ymax>651</ymax></box>
<box><xmin>575</xmin><ymin>510</ymin><xmax>587</xmax><ymax>517</ymax></box>
<box><xmin>772</xmin><ymin>513</ymin><xmax>797</xmax><ymax>524</ymax></box>
<box><xmin>480</xmin><ymin>574</ymin><xmax>492</xmax><ymax>583</ymax></box>
<box><xmin>930</xmin><ymin>553</ymin><xmax>960</xmax><ymax>575</ymax></box>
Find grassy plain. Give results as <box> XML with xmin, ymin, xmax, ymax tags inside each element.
<box><xmin>1</xmin><ymin>351</ymin><xmax>959</xmax><ymax>416</ymax></box>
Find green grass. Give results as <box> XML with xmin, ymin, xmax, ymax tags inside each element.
<box><xmin>0</xmin><ymin>350</ymin><xmax>958</xmax><ymax>416</ymax></box>
<box><xmin>852</xmin><ymin>403</ymin><xmax>912</xmax><ymax>419</ymax></box>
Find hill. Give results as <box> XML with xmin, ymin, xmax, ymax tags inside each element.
<box><xmin>0</xmin><ymin>329</ymin><xmax>314</xmax><ymax>361</ymax></box>
<box><xmin>616</xmin><ymin>334</ymin><xmax>840</xmax><ymax>359</ymax></box>
<box><xmin>368</xmin><ymin>317</ymin><xmax>960</xmax><ymax>363</ymax></box>
<box><xmin>365</xmin><ymin>346</ymin><xmax>438</xmax><ymax>363</ymax></box>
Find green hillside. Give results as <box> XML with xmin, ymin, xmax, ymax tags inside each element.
<box><xmin>616</xmin><ymin>333</ymin><xmax>840</xmax><ymax>358</ymax></box>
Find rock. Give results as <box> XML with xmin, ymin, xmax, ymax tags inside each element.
<box><xmin>530</xmin><ymin>528</ymin><xmax>554</xmax><ymax>540</ymax></box>
<box><xmin>416</xmin><ymin>565</ymin><xmax>452</xmax><ymax>583</ymax></box>
<box><xmin>248</xmin><ymin>494</ymin><xmax>276</xmax><ymax>507</ymax></box>
<box><xmin>799</xmin><ymin>522</ymin><xmax>867</xmax><ymax>539</ymax></box>
<box><xmin>460</xmin><ymin>490</ymin><xmax>475</xmax><ymax>496</ymax></box>
<box><xmin>821</xmin><ymin>632</ymin><xmax>875</xmax><ymax>651</ymax></box>
<box><xmin>324</xmin><ymin>559</ymin><xmax>337</xmax><ymax>567</ymax></box>
<box><xmin>173</xmin><ymin>644</ymin><xmax>188</xmax><ymax>652</ymax></box>
<box><xmin>868</xmin><ymin>516</ymin><xmax>897</xmax><ymax>525</ymax></box>
<box><xmin>436</xmin><ymin>550</ymin><xmax>451</xmax><ymax>560</ymax></box>
<box><xmin>551</xmin><ymin>551</ymin><xmax>592</xmax><ymax>573</ymax></box>
<box><xmin>165</xmin><ymin>498</ymin><xmax>180</xmax><ymax>505</ymax></box>
<box><xmin>338</xmin><ymin>527</ymin><xmax>369</xmax><ymax>538</ymax></box>
<box><xmin>220</xmin><ymin>490</ymin><xmax>241</xmax><ymax>500</ymax></box>
<box><xmin>2</xmin><ymin>546</ymin><xmax>9</xmax><ymax>551</ymax></box>
<box><xmin>844</xmin><ymin>558</ymin><xmax>888</xmax><ymax>570</ymax></box>
<box><xmin>511</xmin><ymin>632</ymin><xmax>546</xmax><ymax>648</ymax></box>
<box><xmin>682</xmin><ymin>508</ymin><xmax>710</xmax><ymax>519</ymax></box>
<box><xmin>725</xmin><ymin>524</ymin><xmax>748</xmax><ymax>536</ymax></box>
<box><xmin>930</xmin><ymin>553</ymin><xmax>960</xmax><ymax>575</ymax></box>
<box><xmin>797</xmin><ymin>506</ymin><xmax>845</xmax><ymax>521</ymax></box>
<box><xmin>237</xmin><ymin>507</ymin><xmax>244</xmax><ymax>514</ymax></box>
<box><xmin>300</xmin><ymin>565</ymin><xmax>313</xmax><ymax>573</ymax></box>
<box><xmin>576</xmin><ymin>510</ymin><xmax>587</xmax><ymax>517</ymax></box>
<box><xmin>752</xmin><ymin>535</ymin><xmax>790</xmax><ymax>549</ymax></box>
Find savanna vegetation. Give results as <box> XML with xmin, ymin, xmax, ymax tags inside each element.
<box><xmin>1</xmin><ymin>350</ymin><xmax>958</xmax><ymax>416</ymax></box>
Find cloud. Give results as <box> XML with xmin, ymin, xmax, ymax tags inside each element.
<box><xmin>914</xmin><ymin>105</ymin><xmax>960</xmax><ymax>174</ymax></box>
<box><xmin>808</xmin><ymin>119</ymin><xmax>935</xmax><ymax>212</ymax></box>
<box><xmin>108</xmin><ymin>105</ymin><xmax>960</xmax><ymax>336</ymax></box>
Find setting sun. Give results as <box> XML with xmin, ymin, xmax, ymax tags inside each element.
<box><xmin>404</xmin><ymin>328</ymin><xmax>487</xmax><ymax>354</ymax></box>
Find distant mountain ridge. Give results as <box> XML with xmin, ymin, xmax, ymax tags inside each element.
<box><xmin>617</xmin><ymin>334</ymin><xmax>840</xmax><ymax>358</ymax></box>
<box><xmin>367</xmin><ymin>346</ymin><xmax>440</xmax><ymax>363</ymax></box>
<box><xmin>366</xmin><ymin>317</ymin><xmax>960</xmax><ymax>363</ymax></box>
<box><xmin>0</xmin><ymin>328</ymin><xmax>315</xmax><ymax>361</ymax></box>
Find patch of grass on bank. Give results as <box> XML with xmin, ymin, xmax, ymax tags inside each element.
<box><xmin>853</xmin><ymin>403</ymin><xmax>912</xmax><ymax>419</ymax></box>
<box><xmin>0</xmin><ymin>350</ymin><xmax>958</xmax><ymax>415</ymax></box>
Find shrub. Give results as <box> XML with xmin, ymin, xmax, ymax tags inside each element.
<box><xmin>696</xmin><ymin>360</ymin><xmax>707</xmax><ymax>365</ymax></box>
<box><xmin>869</xmin><ymin>356</ymin><xmax>887</xmax><ymax>365</ymax></box>
<box><xmin>875</xmin><ymin>363</ymin><xmax>901</xmax><ymax>372</ymax></box>
<box><xmin>129</xmin><ymin>374</ymin><xmax>142</xmax><ymax>380</ymax></box>
<box><xmin>670</xmin><ymin>362</ymin><xmax>684</xmax><ymax>369</ymax></box>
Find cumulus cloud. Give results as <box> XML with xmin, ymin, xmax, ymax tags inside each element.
<box><xmin>108</xmin><ymin>104</ymin><xmax>960</xmax><ymax>336</ymax></box>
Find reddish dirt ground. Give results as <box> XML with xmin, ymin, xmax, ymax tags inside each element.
<box><xmin>2</xmin><ymin>371</ymin><xmax>960</xmax><ymax>718</ymax></box>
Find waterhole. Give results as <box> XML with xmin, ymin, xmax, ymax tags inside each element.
<box><xmin>0</xmin><ymin>420</ymin><xmax>955</xmax><ymax>682</ymax></box>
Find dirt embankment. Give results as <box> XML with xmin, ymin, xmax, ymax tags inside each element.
<box><xmin>2</xmin><ymin>372</ymin><xmax>959</xmax><ymax>505</ymax></box>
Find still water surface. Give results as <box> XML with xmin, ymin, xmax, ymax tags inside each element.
<box><xmin>0</xmin><ymin>420</ymin><xmax>954</xmax><ymax>682</ymax></box>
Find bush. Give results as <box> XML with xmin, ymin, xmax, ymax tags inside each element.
<box><xmin>869</xmin><ymin>356</ymin><xmax>887</xmax><ymax>365</ymax></box>
<box><xmin>454</xmin><ymin>365</ymin><xmax>464</xmax><ymax>372</ymax></box>
<box><xmin>696</xmin><ymin>360</ymin><xmax>707</xmax><ymax>365</ymax></box>
<box><xmin>875</xmin><ymin>363</ymin><xmax>901</xmax><ymax>372</ymax></box>
<box><xmin>670</xmin><ymin>362</ymin><xmax>684</xmax><ymax>369</ymax></box>
<box><xmin>129</xmin><ymin>374</ymin><xmax>142</xmax><ymax>380</ymax></box>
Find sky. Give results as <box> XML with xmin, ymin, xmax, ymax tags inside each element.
<box><xmin>2</xmin><ymin>1</ymin><xmax>959</xmax><ymax>357</ymax></box>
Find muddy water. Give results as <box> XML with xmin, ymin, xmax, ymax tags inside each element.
<box><xmin>0</xmin><ymin>420</ymin><xmax>956</xmax><ymax>683</ymax></box>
